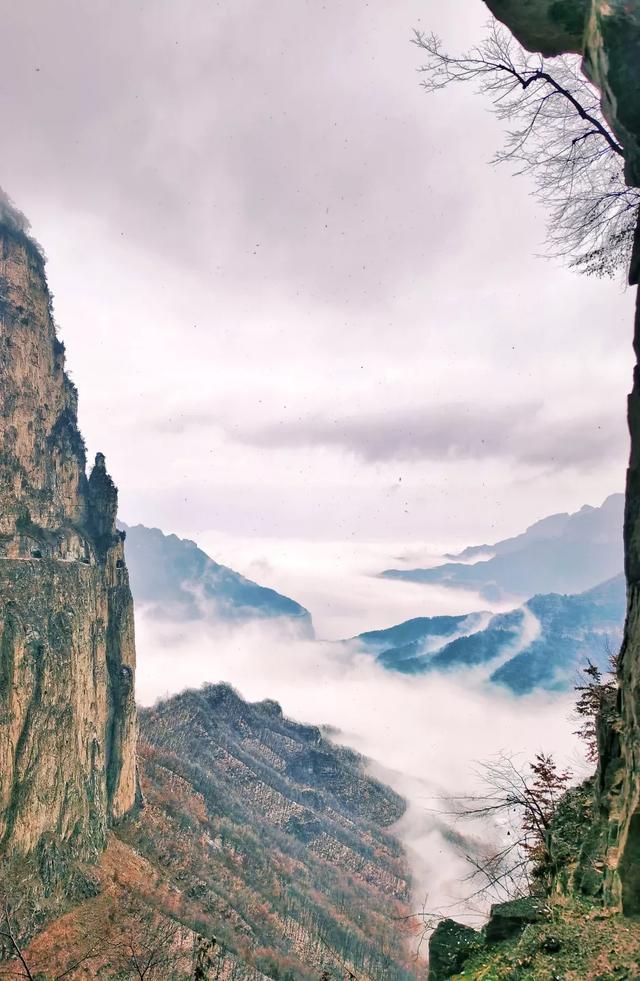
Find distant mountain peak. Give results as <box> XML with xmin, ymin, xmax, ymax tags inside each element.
<box><xmin>383</xmin><ymin>494</ymin><xmax>623</xmax><ymax>602</ymax></box>
<box><xmin>119</xmin><ymin>521</ymin><xmax>313</xmax><ymax>633</ymax></box>
<box><xmin>358</xmin><ymin>575</ymin><xmax>626</xmax><ymax>695</ymax></box>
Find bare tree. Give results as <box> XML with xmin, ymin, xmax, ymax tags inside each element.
<box><xmin>0</xmin><ymin>898</ymin><xmax>35</xmax><ymax>981</ymax></box>
<box><xmin>0</xmin><ymin>877</ymin><xmax>198</xmax><ymax>981</ymax></box>
<box><xmin>389</xmin><ymin>752</ymin><xmax>572</xmax><ymax>958</ymax></box>
<box><xmin>80</xmin><ymin>898</ymin><xmax>190</xmax><ymax>980</ymax></box>
<box><xmin>0</xmin><ymin>867</ymin><xmax>42</xmax><ymax>981</ymax></box>
<box><xmin>438</xmin><ymin>752</ymin><xmax>572</xmax><ymax>904</ymax></box>
<box><xmin>0</xmin><ymin>877</ymin><xmax>103</xmax><ymax>981</ymax></box>
<box><xmin>414</xmin><ymin>21</ymin><xmax>640</xmax><ymax>278</ymax></box>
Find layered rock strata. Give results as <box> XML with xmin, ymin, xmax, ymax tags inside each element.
<box><xmin>0</xmin><ymin>211</ymin><xmax>137</xmax><ymax>862</ymax></box>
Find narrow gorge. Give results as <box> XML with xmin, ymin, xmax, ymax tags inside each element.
<box><xmin>2</xmin><ymin>4</ymin><xmax>640</xmax><ymax>979</ymax></box>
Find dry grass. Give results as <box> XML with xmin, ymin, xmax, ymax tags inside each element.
<box><xmin>455</xmin><ymin>898</ymin><xmax>640</xmax><ymax>980</ymax></box>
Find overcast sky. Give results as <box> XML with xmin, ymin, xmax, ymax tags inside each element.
<box><xmin>1</xmin><ymin>0</ymin><xmax>634</xmax><ymax>550</ymax></box>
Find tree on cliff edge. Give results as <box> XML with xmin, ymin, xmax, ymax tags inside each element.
<box><xmin>415</xmin><ymin>20</ymin><xmax>639</xmax><ymax>278</ymax></box>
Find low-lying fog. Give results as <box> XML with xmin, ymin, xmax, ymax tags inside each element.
<box><xmin>191</xmin><ymin>531</ymin><xmax>517</xmax><ymax>638</ymax></box>
<box><xmin>134</xmin><ymin>537</ymin><xmax>587</xmax><ymax>925</ymax></box>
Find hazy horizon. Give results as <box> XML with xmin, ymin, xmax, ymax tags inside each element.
<box><xmin>117</xmin><ymin>489</ymin><xmax>621</xmax><ymax>639</ymax></box>
<box><xmin>1</xmin><ymin>1</ymin><xmax>637</xmax><ymax>973</ymax></box>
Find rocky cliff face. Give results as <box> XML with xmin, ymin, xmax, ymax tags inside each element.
<box><xmin>0</xmin><ymin>208</ymin><xmax>137</xmax><ymax>865</ymax></box>
<box><xmin>483</xmin><ymin>0</ymin><xmax>587</xmax><ymax>56</ymax></box>
<box><xmin>484</xmin><ymin>2</ymin><xmax>640</xmax><ymax>184</ymax></box>
<box><xmin>9</xmin><ymin>684</ymin><xmax>418</xmax><ymax>979</ymax></box>
<box><xmin>481</xmin><ymin>0</ymin><xmax>640</xmax><ymax>914</ymax></box>
<box><xmin>603</xmin><ymin>219</ymin><xmax>640</xmax><ymax>913</ymax></box>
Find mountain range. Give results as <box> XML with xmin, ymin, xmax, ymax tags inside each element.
<box><xmin>381</xmin><ymin>494</ymin><xmax>623</xmax><ymax>601</ymax></box>
<box><xmin>354</xmin><ymin>575</ymin><xmax>625</xmax><ymax>694</ymax></box>
<box><xmin>121</xmin><ymin>522</ymin><xmax>313</xmax><ymax>634</ymax></box>
<box><xmin>122</xmin><ymin>502</ymin><xmax>626</xmax><ymax>697</ymax></box>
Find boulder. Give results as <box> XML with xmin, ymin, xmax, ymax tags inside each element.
<box><xmin>484</xmin><ymin>897</ymin><xmax>549</xmax><ymax>943</ymax></box>
<box><xmin>428</xmin><ymin>918</ymin><xmax>484</xmax><ymax>980</ymax></box>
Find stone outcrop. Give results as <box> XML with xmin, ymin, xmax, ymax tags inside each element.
<box><xmin>600</xmin><ymin>213</ymin><xmax>640</xmax><ymax>912</ymax></box>
<box><xmin>484</xmin><ymin>1</ymin><xmax>640</xmax><ymax>185</ymax></box>
<box><xmin>428</xmin><ymin>919</ymin><xmax>485</xmax><ymax>981</ymax></box>
<box><xmin>428</xmin><ymin>900</ymin><xmax>549</xmax><ymax>980</ymax></box>
<box><xmin>483</xmin><ymin>0</ymin><xmax>587</xmax><ymax>56</ymax></box>
<box><xmin>480</xmin><ymin>0</ymin><xmax>640</xmax><ymax>913</ymax></box>
<box><xmin>0</xmin><ymin>207</ymin><xmax>137</xmax><ymax>865</ymax></box>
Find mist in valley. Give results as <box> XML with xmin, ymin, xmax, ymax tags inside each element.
<box><xmin>133</xmin><ymin>547</ymin><xmax>587</xmax><ymax>922</ymax></box>
<box><xmin>191</xmin><ymin>531</ymin><xmax>517</xmax><ymax>639</ymax></box>
<box><xmin>1</xmin><ymin>0</ymin><xmax>638</xmax><ymax>974</ymax></box>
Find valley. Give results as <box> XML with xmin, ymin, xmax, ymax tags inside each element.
<box><xmin>1</xmin><ymin>0</ymin><xmax>639</xmax><ymax>976</ymax></box>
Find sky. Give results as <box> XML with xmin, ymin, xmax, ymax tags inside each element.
<box><xmin>1</xmin><ymin>1</ymin><xmax>612</xmax><ymax>919</ymax></box>
<box><xmin>0</xmin><ymin>0</ymin><xmax>634</xmax><ymax>557</ymax></box>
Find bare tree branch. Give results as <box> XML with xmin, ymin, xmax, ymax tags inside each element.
<box><xmin>413</xmin><ymin>20</ymin><xmax>639</xmax><ymax>278</ymax></box>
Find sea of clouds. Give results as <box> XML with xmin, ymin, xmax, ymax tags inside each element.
<box><xmin>134</xmin><ymin>536</ymin><xmax>588</xmax><ymax>926</ymax></box>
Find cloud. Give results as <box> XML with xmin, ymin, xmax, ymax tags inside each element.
<box><xmin>0</xmin><ymin>0</ymin><xmax>498</xmax><ymax>310</ymax></box>
<box><xmin>191</xmin><ymin>532</ymin><xmax>514</xmax><ymax>639</ymax></box>
<box><xmin>231</xmin><ymin>402</ymin><xmax>627</xmax><ymax>468</ymax></box>
<box><xmin>0</xmin><ymin>0</ymin><xmax>633</xmax><ymax>547</ymax></box>
<box><xmin>134</xmin><ymin>605</ymin><xmax>587</xmax><ymax>921</ymax></box>
<box><xmin>150</xmin><ymin>411</ymin><xmax>221</xmax><ymax>437</ymax></box>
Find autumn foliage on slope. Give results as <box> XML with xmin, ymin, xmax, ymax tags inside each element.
<box><xmin>3</xmin><ymin>684</ymin><xmax>420</xmax><ymax>979</ymax></box>
<box><xmin>126</xmin><ymin>683</ymin><xmax>419</xmax><ymax>979</ymax></box>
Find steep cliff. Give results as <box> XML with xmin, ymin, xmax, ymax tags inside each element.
<box><xmin>483</xmin><ymin>2</ymin><xmax>640</xmax><ymax>184</ymax></box>
<box><xmin>14</xmin><ymin>685</ymin><xmax>420</xmax><ymax>979</ymax></box>
<box><xmin>479</xmin><ymin>0</ymin><xmax>640</xmax><ymax>916</ymax></box>
<box><xmin>0</xmin><ymin>201</ymin><xmax>137</xmax><ymax>868</ymax></box>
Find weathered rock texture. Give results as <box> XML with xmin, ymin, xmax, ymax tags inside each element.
<box><xmin>484</xmin><ymin>1</ymin><xmax>640</xmax><ymax>184</ymax></box>
<box><xmin>602</xmin><ymin>219</ymin><xmax>640</xmax><ymax>912</ymax></box>
<box><xmin>0</xmin><ymin>214</ymin><xmax>137</xmax><ymax>865</ymax></box>
<box><xmin>480</xmin><ymin>0</ymin><xmax>640</xmax><ymax>912</ymax></box>
<box><xmin>483</xmin><ymin>0</ymin><xmax>587</xmax><ymax>55</ymax></box>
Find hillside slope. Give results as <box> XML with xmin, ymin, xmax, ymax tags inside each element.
<box><xmin>8</xmin><ymin>684</ymin><xmax>420</xmax><ymax>979</ymax></box>
<box><xmin>130</xmin><ymin>684</ymin><xmax>418</xmax><ymax>978</ymax></box>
